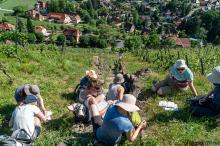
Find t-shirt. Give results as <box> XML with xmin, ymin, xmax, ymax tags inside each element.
<box><xmin>11</xmin><ymin>104</ymin><xmax>41</xmax><ymax>137</ymax></box>
<box><xmin>212</xmin><ymin>85</ymin><xmax>220</xmax><ymax>108</ymax></box>
<box><xmin>14</xmin><ymin>85</ymin><xmax>26</xmax><ymax>102</ymax></box>
<box><xmin>170</xmin><ymin>66</ymin><xmax>193</xmax><ymax>81</ymax></box>
<box><xmin>96</xmin><ymin>105</ymin><xmax>133</xmax><ymax>145</ymax></box>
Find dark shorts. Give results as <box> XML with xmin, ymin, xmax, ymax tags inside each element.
<box><xmin>32</xmin><ymin>126</ymin><xmax>41</xmax><ymax>140</ymax></box>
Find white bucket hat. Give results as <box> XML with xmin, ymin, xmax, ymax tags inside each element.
<box><xmin>86</xmin><ymin>70</ymin><xmax>98</xmax><ymax>80</ymax></box>
<box><xmin>207</xmin><ymin>66</ymin><xmax>220</xmax><ymax>84</ymax></box>
<box><xmin>174</xmin><ymin>59</ymin><xmax>187</xmax><ymax>69</ymax></box>
<box><xmin>115</xmin><ymin>94</ymin><xmax>140</xmax><ymax>112</ymax></box>
<box><xmin>24</xmin><ymin>85</ymin><xmax>40</xmax><ymax>96</ymax></box>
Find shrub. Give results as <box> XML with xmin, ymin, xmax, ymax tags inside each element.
<box><xmin>28</xmin><ymin>33</ymin><xmax>36</xmax><ymax>44</ymax></box>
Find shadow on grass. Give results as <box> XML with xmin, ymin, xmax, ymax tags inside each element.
<box><xmin>149</xmin><ymin>106</ymin><xmax>217</xmax><ymax>131</ymax></box>
<box><xmin>0</xmin><ymin>104</ymin><xmax>15</xmax><ymax>135</ymax></box>
<box><xmin>61</xmin><ymin>84</ymin><xmax>80</xmax><ymax>102</ymax></box>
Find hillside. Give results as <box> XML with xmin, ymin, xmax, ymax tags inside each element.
<box><xmin>0</xmin><ymin>0</ymin><xmax>37</xmax><ymax>10</ymax></box>
<box><xmin>0</xmin><ymin>44</ymin><xmax>220</xmax><ymax>145</ymax></box>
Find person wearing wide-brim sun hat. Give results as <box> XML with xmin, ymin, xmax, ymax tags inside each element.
<box><xmin>151</xmin><ymin>59</ymin><xmax>198</xmax><ymax>96</ymax></box>
<box><xmin>106</xmin><ymin>73</ymin><xmax>125</xmax><ymax>101</ymax></box>
<box><xmin>89</xmin><ymin>94</ymin><xmax>147</xmax><ymax>145</ymax></box>
<box><xmin>14</xmin><ymin>84</ymin><xmax>47</xmax><ymax>115</ymax></box>
<box><xmin>191</xmin><ymin>66</ymin><xmax>220</xmax><ymax>117</ymax></box>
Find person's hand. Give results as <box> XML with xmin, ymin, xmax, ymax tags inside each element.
<box><xmin>139</xmin><ymin>120</ymin><xmax>147</xmax><ymax>129</ymax></box>
<box><xmin>107</xmin><ymin>100</ymin><xmax>114</xmax><ymax>105</ymax></box>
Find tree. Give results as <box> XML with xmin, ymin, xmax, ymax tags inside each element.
<box><xmin>125</xmin><ymin>35</ymin><xmax>143</xmax><ymax>51</ymax></box>
<box><xmin>145</xmin><ymin>33</ymin><xmax>160</xmax><ymax>48</ymax></box>
<box><xmin>13</xmin><ymin>6</ymin><xmax>26</xmax><ymax>16</ymax></box>
<box><xmin>27</xmin><ymin>33</ymin><xmax>36</xmax><ymax>44</ymax></box>
<box><xmin>26</xmin><ymin>17</ymin><xmax>34</xmax><ymax>33</ymax></box>
<box><xmin>56</xmin><ymin>34</ymin><xmax>66</xmax><ymax>46</ymax></box>
<box><xmin>79</xmin><ymin>35</ymin><xmax>90</xmax><ymax>47</ymax></box>
<box><xmin>17</xmin><ymin>18</ymin><xmax>25</xmax><ymax>32</ymax></box>
<box><xmin>133</xmin><ymin>10</ymin><xmax>140</xmax><ymax>26</ymax></box>
<box><xmin>35</xmin><ymin>32</ymin><xmax>45</xmax><ymax>43</ymax></box>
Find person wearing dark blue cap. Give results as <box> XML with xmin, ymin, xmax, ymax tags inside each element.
<box><xmin>9</xmin><ymin>95</ymin><xmax>47</xmax><ymax>140</ymax></box>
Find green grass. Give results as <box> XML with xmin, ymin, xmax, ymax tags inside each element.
<box><xmin>0</xmin><ymin>0</ymin><xmax>37</xmax><ymax>10</ymax></box>
<box><xmin>0</xmin><ymin>44</ymin><xmax>220</xmax><ymax>145</ymax></box>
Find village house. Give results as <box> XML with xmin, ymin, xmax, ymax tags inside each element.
<box><xmin>37</xmin><ymin>0</ymin><xmax>47</xmax><ymax>10</ymax></box>
<box><xmin>0</xmin><ymin>23</ymin><xmax>15</xmax><ymax>31</ymax></box>
<box><xmin>169</xmin><ymin>36</ymin><xmax>191</xmax><ymax>48</ymax></box>
<box><xmin>63</xmin><ymin>28</ymin><xmax>80</xmax><ymax>43</ymax></box>
<box><xmin>27</xmin><ymin>9</ymin><xmax>46</xmax><ymax>21</ymax></box>
<box><xmin>47</xmin><ymin>12</ymin><xmax>71</xmax><ymax>24</ymax></box>
<box><xmin>70</xmin><ymin>14</ymin><xmax>81</xmax><ymax>24</ymax></box>
<box><xmin>35</xmin><ymin>26</ymin><xmax>50</xmax><ymax>37</ymax></box>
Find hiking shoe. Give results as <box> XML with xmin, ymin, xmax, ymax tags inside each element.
<box><xmin>67</xmin><ymin>103</ymin><xmax>82</xmax><ymax>112</ymax></box>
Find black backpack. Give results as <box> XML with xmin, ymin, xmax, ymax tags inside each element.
<box><xmin>0</xmin><ymin>129</ymin><xmax>34</xmax><ymax>146</ymax></box>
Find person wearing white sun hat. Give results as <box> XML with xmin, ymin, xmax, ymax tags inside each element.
<box><xmin>152</xmin><ymin>59</ymin><xmax>198</xmax><ymax>96</ymax></box>
<box><xmin>191</xmin><ymin>66</ymin><xmax>220</xmax><ymax>117</ymax></box>
<box><xmin>90</xmin><ymin>94</ymin><xmax>146</xmax><ymax>145</ymax></box>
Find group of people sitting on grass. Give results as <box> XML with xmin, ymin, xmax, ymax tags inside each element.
<box><xmin>7</xmin><ymin>59</ymin><xmax>220</xmax><ymax>145</ymax></box>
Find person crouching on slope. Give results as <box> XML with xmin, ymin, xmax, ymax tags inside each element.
<box><xmin>90</xmin><ymin>94</ymin><xmax>146</xmax><ymax>145</ymax></box>
<box><xmin>152</xmin><ymin>59</ymin><xmax>198</xmax><ymax>96</ymax></box>
<box><xmin>9</xmin><ymin>95</ymin><xmax>47</xmax><ymax>140</ymax></box>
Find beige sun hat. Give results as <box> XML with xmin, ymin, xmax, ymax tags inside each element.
<box><xmin>113</xmin><ymin>73</ymin><xmax>125</xmax><ymax>84</ymax></box>
<box><xmin>24</xmin><ymin>85</ymin><xmax>40</xmax><ymax>96</ymax></box>
<box><xmin>207</xmin><ymin>66</ymin><xmax>220</xmax><ymax>84</ymax></box>
<box><xmin>86</xmin><ymin>70</ymin><xmax>98</xmax><ymax>80</ymax></box>
<box><xmin>115</xmin><ymin>94</ymin><xmax>140</xmax><ymax>112</ymax></box>
<box><xmin>174</xmin><ymin>59</ymin><xmax>187</xmax><ymax>69</ymax></box>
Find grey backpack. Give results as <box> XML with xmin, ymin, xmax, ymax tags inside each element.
<box><xmin>0</xmin><ymin>129</ymin><xmax>34</xmax><ymax>146</ymax></box>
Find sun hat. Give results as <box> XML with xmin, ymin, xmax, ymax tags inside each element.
<box><xmin>115</xmin><ymin>94</ymin><xmax>140</xmax><ymax>112</ymax></box>
<box><xmin>86</xmin><ymin>70</ymin><xmax>98</xmax><ymax>79</ymax></box>
<box><xmin>113</xmin><ymin>73</ymin><xmax>125</xmax><ymax>84</ymax></box>
<box><xmin>207</xmin><ymin>66</ymin><xmax>220</xmax><ymax>84</ymax></box>
<box><xmin>174</xmin><ymin>59</ymin><xmax>187</xmax><ymax>69</ymax></box>
<box><xmin>24</xmin><ymin>95</ymin><xmax>38</xmax><ymax>104</ymax></box>
<box><xmin>24</xmin><ymin>85</ymin><xmax>40</xmax><ymax>96</ymax></box>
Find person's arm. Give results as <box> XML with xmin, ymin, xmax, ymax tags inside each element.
<box><xmin>38</xmin><ymin>95</ymin><xmax>46</xmax><ymax>115</ymax></box>
<box><xmin>126</xmin><ymin>120</ymin><xmax>147</xmax><ymax>142</ymax></box>
<box><xmin>117</xmin><ymin>85</ymin><xmax>125</xmax><ymax>101</ymax></box>
<box><xmin>35</xmin><ymin>111</ymin><xmax>47</xmax><ymax>123</ymax></box>
<box><xmin>199</xmin><ymin>89</ymin><xmax>214</xmax><ymax>104</ymax></box>
<box><xmin>188</xmin><ymin>81</ymin><xmax>198</xmax><ymax>96</ymax></box>
<box><xmin>99</xmin><ymin>100</ymin><xmax>113</xmax><ymax>116</ymax></box>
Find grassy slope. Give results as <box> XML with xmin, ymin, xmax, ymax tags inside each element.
<box><xmin>0</xmin><ymin>0</ymin><xmax>37</xmax><ymax>10</ymax></box>
<box><xmin>0</xmin><ymin>45</ymin><xmax>220</xmax><ymax>145</ymax></box>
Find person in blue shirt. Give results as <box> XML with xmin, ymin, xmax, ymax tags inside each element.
<box><xmin>90</xmin><ymin>94</ymin><xmax>146</xmax><ymax>145</ymax></box>
<box><xmin>152</xmin><ymin>59</ymin><xmax>198</xmax><ymax>96</ymax></box>
<box><xmin>191</xmin><ymin>66</ymin><xmax>220</xmax><ymax>117</ymax></box>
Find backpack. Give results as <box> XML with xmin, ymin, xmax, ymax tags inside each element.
<box><xmin>0</xmin><ymin>129</ymin><xmax>34</xmax><ymax>146</ymax></box>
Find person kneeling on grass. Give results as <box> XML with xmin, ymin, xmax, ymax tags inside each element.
<box><xmin>90</xmin><ymin>94</ymin><xmax>146</xmax><ymax>145</ymax></box>
<box><xmin>190</xmin><ymin>66</ymin><xmax>220</xmax><ymax>117</ymax></box>
<box><xmin>14</xmin><ymin>84</ymin><xmax>47</xmax><ymax>115</ymax></box>
<box><xmin>152</xmin><ymin>59</ymin><xmax>198</xmax><ymax>96</ymax></box>
<box><xmin>9</xmin><ymin>95</ymin><xmax>47</xmax><ymax>140</ymax></box>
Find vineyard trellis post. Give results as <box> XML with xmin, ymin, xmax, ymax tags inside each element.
<box><xmin>200</xmin><ymin>58</ymin><xmax>205</xmax><ymax>75</ymax></box>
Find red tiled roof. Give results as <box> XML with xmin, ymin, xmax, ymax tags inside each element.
<box><xmin>0</xmin><ymin>23</ymin><xmax>15</xmax><ymax>31</ymax></box>
<box><xmin>169</xmin><ymin>37</ymin><xmax>191</xmax><ymax>48</ymax></box>
<box><xmin>35</xmin><ymin>26</ymin><xmax>46</xmax><ymax>33</ymax></box>
<box><xmin>48</xmin><ymin>12</ymin><xmax>69</xmax><ymax>21</ymax></box>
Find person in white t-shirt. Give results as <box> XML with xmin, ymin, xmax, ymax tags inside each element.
<box><xmin>9</xmin><ymin>95</ymin><xmax>47</xmax><ymax>140</ymax></box>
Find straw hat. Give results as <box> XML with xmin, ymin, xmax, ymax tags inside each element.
<box><xmin>86</xmin><ymin>70</ymin><xmax>98</xmax><ymax>80</ymax></box>
<box><xmin>24</xmin><ymin>85</ymin><xmax>40</xmax><ymax>96</ymax></box>
<box><xmin>113</xmin><ymin>73</ymin><xmax>125</xmax><ymax>84</ymax></box>
<box><xmin>207</xmin><ymin>66</ymin><xmax>220</xmax><ymax>84</ymax></box>
<box><xmin>115</xmin><ymin>94</ymin><xmax>140</xmax><ymax>112</ymax></box>
<box><xmin>174</xmin><ymin>59</ymin><xmax>187</xmax><ymax>69</ymax></box>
